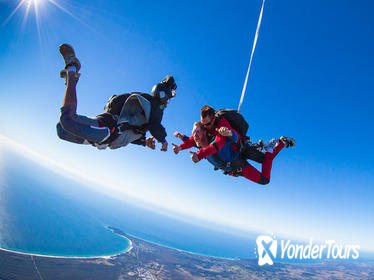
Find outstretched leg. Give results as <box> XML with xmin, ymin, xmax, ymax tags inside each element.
<box><xmin>241</xmin><ymin>143</ymin><xmax>265</xmax><ymax>163</ymax></box>
<box><xmin>57</xmin><ymin>44</ymin><xmax>111</xmax><ymax>145</ymax></box>
<box><xmin>56</xmin><ymin>122</ymin><xmax>86</xmax><ymax>144</ymax></box>
<box><xmin>62</xmin><ymin>70</ymin><xmax>78</xmax><ymax>107</ymax></box>
<box><xmin>260</xmin><ymin>140</ymin><xmax>285</xmax><ymax>184</ymax></box>
<box><xmin>241</xmin><ymin>137</ymin><xmax>295</xmax><ymax>185</ymax></box>
<box><xmin>59</xmin><ymin>43</ymin><xmax>81</xmax><ymax>107</ymax></box>
<box><xmin>58</xmin><ymin>106</ymin><xmax>112</xmax><ymax>144</ymax></box>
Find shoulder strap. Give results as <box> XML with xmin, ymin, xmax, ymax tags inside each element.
<box><xmin>214</xmin><ymin>109</ymin><xmax>223</xmax><ymax>126</ymax></box>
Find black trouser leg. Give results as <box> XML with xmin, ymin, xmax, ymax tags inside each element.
<box><xmin>241</xmin><ymin>145</ymin><xmax>265</xmax><ymax>163</ymax></box>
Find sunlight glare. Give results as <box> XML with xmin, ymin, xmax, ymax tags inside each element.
<box><xmin>3</xmin><ymin>0</ymin><xmax>92</xmax><ymax>31</ymax></box>
<box><xmin>28</xmin><ymin>0</ymin><xmax>43</xmax><ymax>5</ymax></box>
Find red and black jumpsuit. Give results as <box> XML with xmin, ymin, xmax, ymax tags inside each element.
<box><xmin>179</xmin><ymin>117</ymin><xmax>285</xmax><ymax>185</ymax></box>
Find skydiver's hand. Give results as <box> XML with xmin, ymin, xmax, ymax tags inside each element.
<box><xmin>217</xmin><ymin>127</ymin><xmax>232</xmax><ymax>137</ymax></box>
<box><xmin>161</xmin><ymin>140</ymin><xmax>168</xmax><ymax>152</ymax></box>
<box><xmin>172</xmin><ymin>143</ymin><xmax>180</xmax><ymax>155</ymax></box>
<box><xmin>189</xmin><ymin>151</ymin><xmax>200</xmax><ymax>163</ymax></box>
<box><xmin>174</xmin><ymin>131</ymin><xmax>184</xmax><ymax>140</ymax></box>
<box><xmin>145</xmin><ymin>137</ymin><xmax>155</xmax><ymax>150</ymax></box>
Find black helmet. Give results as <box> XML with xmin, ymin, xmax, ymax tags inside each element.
<box><xmin>151</xmin><ymin>75</ymin><xmax>177</xmax><ymax>104</ymax></box>
<box><xmin>160</xmin><ymin>75</ymin><xmax>177</xmax><ymax>90</ymax></box>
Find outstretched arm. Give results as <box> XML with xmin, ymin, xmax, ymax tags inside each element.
<box><xmin>148</xmin><ymin>108</ymin><xmax>167</xmax><ymax>143</ymax></box>
<box><xmin>140</xmin><ymin>93</ymin><xmax>167</xmax><ymax>143</ymax></box>
<box><xmin>172</xmin><ymin>134</ymin><xmax>196</xmax><ymax>154</ymax></box>
<box><xmin>174</xmin><ymin>131</ymin><xmax>189</xmax><ymax>142</ymax></box>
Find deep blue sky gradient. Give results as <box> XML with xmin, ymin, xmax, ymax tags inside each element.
<box><xmin>0</xmin><ymin>0</ymin><xmax>373</xmax><ymax>251</ymax></box>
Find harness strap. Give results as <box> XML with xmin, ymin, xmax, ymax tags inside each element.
<box><xmin>118</xmin><ymin>122</ymin><xmax>148</xmax><ymax>135</ymax></box>
<box><xmin>212</xmin><ymin>142</ymin><xmax>219</xmax><ymax>152</ymax></box>
<box><xmin>211</xmin><ymin>137</ymin><xmax>255</xmax><ymax>174</ymax></box>
<box><xmin>212</xmin><ymin>153</ymin><xmax>227</xmax><ymax>169</ymax></box>
<box><xmin>99</xmin><ymin>122</ymin><xmax>148</xmax><ymax>145</ymax></box>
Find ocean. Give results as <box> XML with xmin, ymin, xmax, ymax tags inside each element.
<box><xmin>0</xmin><ymin>142</ymin><xmax>256</xmax><ymax>259</ymax></box>
<box><xmin>0</xmin><ymin>146</ymin><xmax>130</xmax><ymax>257</ymax></box>
<box><xmin>1</xmin><ymin>142</ymin><xmax>372</xmax><ymax>263</ymax></box>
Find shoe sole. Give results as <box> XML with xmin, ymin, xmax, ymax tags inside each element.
<box><xmin>280</xmin><ymin>136</ymin><xmax>296</xmax><ymax>147</ymax></box>
<box><xmin>59</xmin><ymin>43</ymin><xmax>81</xmax><ymax>79</ymax></box>
<box><xmin>59</xmin><ymin>43</ymin><xmax>81</xmax><ymax>71</ymax></box>
<box><xmin>59</xmin><ymin>44</ymin><xmax>75</xmax><ymax>60</ymax></box>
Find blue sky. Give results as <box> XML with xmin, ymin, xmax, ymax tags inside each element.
<box><xmin>0</xmin><ymin>0</ymin><xmax>373</xmax><ymax>251</ymax></box>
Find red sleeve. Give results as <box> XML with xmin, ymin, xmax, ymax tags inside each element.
<box><xmin>196</xmin><ymin>118</ymin><xmax>233</xmax><ymax>160</ymax></box>
<box><xmin>179</xmin><ymin>136</ymin><xmax>196</xmax><ymax>150</ymax></box>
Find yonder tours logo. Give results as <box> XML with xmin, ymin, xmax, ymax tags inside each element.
<box><xmin>255</xmin><ymin>235</ymin><xmax>360</xmax><ymax>266</ymax></box>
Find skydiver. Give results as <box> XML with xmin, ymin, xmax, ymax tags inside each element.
<box><xmin>173</xmin><ymin>122</ymin><xmax>295</xmax><ymax>185</ymax></box>
<box><xmin>174</xmin><ymin>105</ymin><xmax>267</xmax><ymax>164</ymax></box>
<box><xmin>56</xmin><ymin>44</ymin><xmax>177</xmax><ymax>151</ymax></box>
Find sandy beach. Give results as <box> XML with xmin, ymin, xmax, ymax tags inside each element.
<box><xmin>0</xmin><ymin>237</ymin><xmax>133</xmax><ymax>260</ymax></box>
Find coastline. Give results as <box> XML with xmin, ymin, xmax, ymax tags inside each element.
<box><xmin>0</xmin><ymin>226</ymin><xmax>237</xmax><ymax>261</ymax></box>
<box><xmin>0</xmin><ymin>229</ymin><xmax>133</xmax><ymax>260</ymax></box>
<box><xmin>114</xmin><ymin>228</ymin><xmax>238</xmax><ymax>261</ymax></box>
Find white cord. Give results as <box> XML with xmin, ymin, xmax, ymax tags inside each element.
<box><xmin>238</xmin><ymin>0</ymin><xmax>266</xmax><ymax>113</ymax></box>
